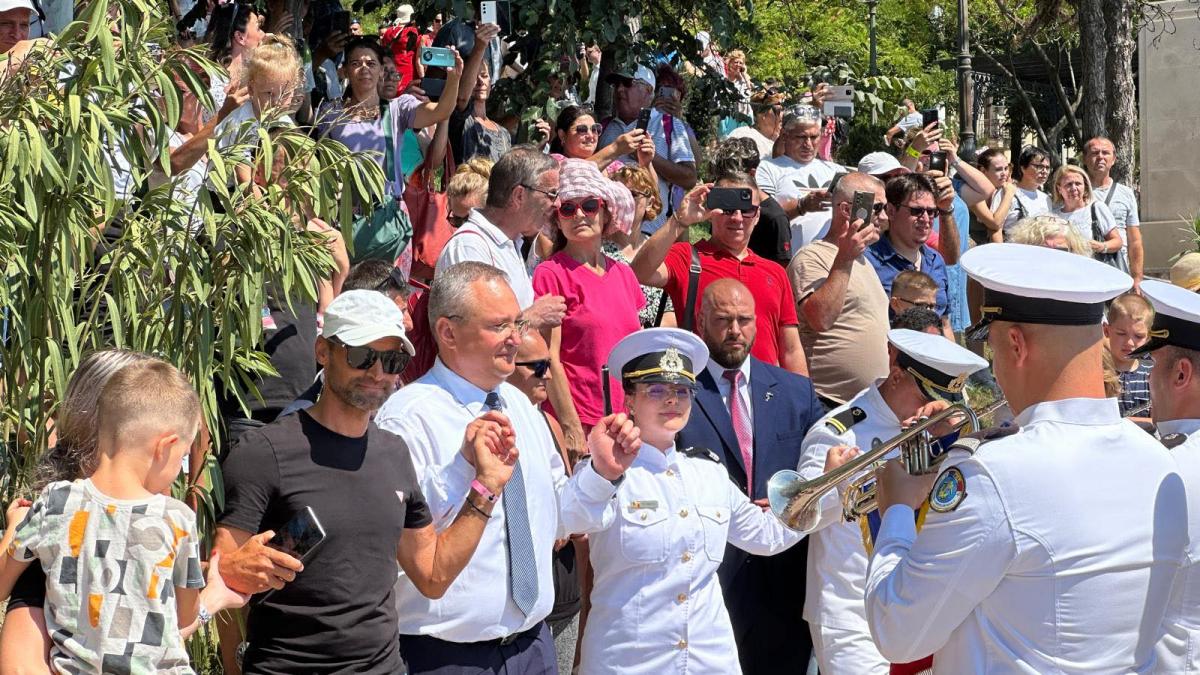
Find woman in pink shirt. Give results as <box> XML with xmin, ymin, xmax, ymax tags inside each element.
<box><xmin>533</xmin><ymin>159</ymin><xmax>644</xmax><ymax>459</ymax></box>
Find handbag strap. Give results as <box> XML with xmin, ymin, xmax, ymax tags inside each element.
<box><xmin>1103</xmin><ymin>181</ymin><xmax>1118</xmax><ymax>207</ymax></box>
<box><xmin>1090</xmin><ymin>203</ymin><xmax>1104</xmax><ymax>242</ymax></box>
<box><xmin>382</xmin><ymin>103</ymin><xmax>402</xmax><ymax>198</ymax></box>
<box><xmin>681</xmin><ymin>243</ymin><xmax>702</xmax><ymax>332</ymax></box>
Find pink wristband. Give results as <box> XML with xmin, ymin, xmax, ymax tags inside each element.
<box><xmin>471</xmin><ymin>479</ymin><xmax>498</xmax><ymax>503</ymax></box>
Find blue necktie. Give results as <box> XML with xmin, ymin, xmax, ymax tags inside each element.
<box><xmin>484</xmin><ymin>392</ymin><xmax>539</xmax><ymax>616</ymax></box>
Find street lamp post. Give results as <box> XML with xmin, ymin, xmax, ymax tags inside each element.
<box><xmin>956</xmin><ymin>0</ymin><xmax>976</xmax><ymax>159</ymax></box>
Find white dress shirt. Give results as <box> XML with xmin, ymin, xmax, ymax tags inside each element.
<box><xmin>374</xmin><ymin>359</ymin><xmax>568</xmax><ymax>641</ymax></box>
<box><xmin>435</xmin><ymin>210</ymin><xmax>535</xmax><ymax>309</ymax></box>
<box><xmin>797</xmin><ymin>382</ymin><xmax>897</xmax><ymax>643</ymax></box>
<box><xmin>1155</xmin><ymin>418</ymin><xmax>1200</xmax><ymax>673</ymax></box>
<box><xmin>865</xmin><ymin>397</ymin><xmax>1188</xmax><ymax>673</ymax></box>
<box><xmin>705</xmin><ymin>358</ymin><xmax>753</xmax><ymax>429</ymax></box>
<box><xmin>559</xmin><ymin>441</ymin><xmax>806</xmax><ymax>674</ymax></box>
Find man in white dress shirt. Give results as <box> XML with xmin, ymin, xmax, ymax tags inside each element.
<box><xmin>435</xmin><ymin>146</ymin><xmax>566</xmax><ymax>329</ymax></box>
<box><xmin>797</xmin><ymin>328</ymin><xmax>987</xmax><ymax>674</ymax></box>
<box><xmin>1134</xmin><ymin>279</ymin><xmax>1200</xmax><ymax>672</ymax></box>
<box><xmin>376</xmin><ymin>261</ymin><xmax>628</xmax><ymax>674</ymax></box>
<box><xmin>866</xmin><ymin>243</ymin><xmax>1188</xmax><ymax>672</ymax></box>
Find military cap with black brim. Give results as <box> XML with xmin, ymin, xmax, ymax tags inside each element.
<box><xmin>607</xmin><ymin>327</ymin><xmax>710</xmax><ymax>388</ymax></box>
<box><xmin>1131</xmin><ymin>279</ymin><xmax>1200</xmax><ymax>357</ymax></box>
<box><xmin>889</xmin><ymin>329</ymin><xmax>990</xmax><ymax>403</ymax></box>
<box><xmin>960</xmin><ymin>243</ymin><xmax>1134</xmax><ymax>341</ymax></box>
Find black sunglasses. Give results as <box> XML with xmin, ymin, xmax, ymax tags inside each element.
<box><xmin>515</xmin><ymin>358</ymin><xmax>551</xmax><ymax>378</ymax></box>
<box><xmin>714</xmin><ymin>205</ymin><xmax>760</xmax><ymax>218</ymax></box>
<box><xmin>573</xmin><ymin>123</ymin><xmax>603</xmax><ymax>136</ymax></box>
<box><xmin>332</xmin><ymin>338</ymin><xmax>411</xmax><ymax>375</ymax></box>
<box><xmin>373</xmin><ymin>267</ymin><xmax>408</xmax><ymax>293</ymax></box>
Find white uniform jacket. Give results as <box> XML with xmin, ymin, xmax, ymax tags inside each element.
<box><xmin>560</xmin><ymin>442</ymin><xmax>807</xmax><ymax>675</ymax></box>
<box><xmin>1155</xmin><ymin>418</ymin><xmax>1200</xmax><ymax>673</ymax></box>
<box><xmin>866</xmin><ymin>397</ymin><xmax>1188</xmax><ymax>673</ymax></box>
<box><xmin>797</xmin><ymin>382</ymin><xmax>898</xmax><ymax>634</ymax></box>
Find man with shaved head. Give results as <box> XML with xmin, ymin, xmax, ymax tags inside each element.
<box><xmin>677</xmin><ymin>278</ymin><xmax>825</xmax><ymax>675</ymax></box>
<box><xmin>789</xmin><ymin>171</ymin><xmax>891</xmax><ymax>407</ymax></box>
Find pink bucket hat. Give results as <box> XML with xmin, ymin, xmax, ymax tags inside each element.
<box><xmin>556</xmin><ymin>159</ymin><xmax>636</xmax><ymax>236</ymax></box>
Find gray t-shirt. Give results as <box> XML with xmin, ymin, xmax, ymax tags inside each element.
<box><xmin>1093</xmin><ymin>181</ymin><xmax>1139</xmax><ymax>269</ymax></box>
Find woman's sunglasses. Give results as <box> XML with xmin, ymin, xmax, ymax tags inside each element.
<box><xmin>515</xmin><ymin>358</ymin><xmax>552</xmax><ymax>378</ymax></box>
<box><xmin>573</xmin><ymin>124</ymin><xmax>602</xmax><ymax>136</ymax></box>
<box><xmin>332</xmin><ymin>338</ymin><xmax>410</xmax><ymax>375</ymax></box>
<box><xmin>557</xmin><ymin>197</ymin><xmax>605</xmax><ymax>218</ymax></box>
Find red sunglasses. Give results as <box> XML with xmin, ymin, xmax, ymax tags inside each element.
<box><xmin>557</xmin><ymin>197</ymin><xmax>605</xmax><ymax>218</ymax></box>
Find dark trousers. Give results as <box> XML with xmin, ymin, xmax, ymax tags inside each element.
<box><xmin>398</xmin><ymin>621</ymin><xmax>556</xmax><ymax>675</ymax></box>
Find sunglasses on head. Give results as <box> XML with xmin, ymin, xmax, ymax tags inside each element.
<box><xmin>573</xmin><ymin>123</ymin><xmax>603</xmax><ymax>136</ymax></box>
<box><xmin>515</xmin><ymin>358</ymin><xmax>552</xmax><ymax>378</ymax></box>
<box><xmin>332</xmin><ymin>337</ymin><xmax>411</xmax><ymax>375</ymax></box>
<box><xmin>557</xmin><ymin>197</ymin><xmax>605</xmax><ymax>218</ymax></box>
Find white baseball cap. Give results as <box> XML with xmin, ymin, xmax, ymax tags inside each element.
<box><xmin>0</xmin><ymin>0</ymin><xmax>36</xmax><ymax>13</ymax></box>
<box><xmin>607</xmin><ymin>65</ymin><xmax>656</xmax><ymax>91</ymax></box>
<box><xmin>857</xmin><ymin>152</ymin><xmax>910</xmax><ymax>178</ymax></box>
<box><xmin>322</xmin><ymin>290</ymin><xmax>415</xmax><ymax>355</ymax></box>
<box><xmin>394</xmin><ymin>3</ymin><xmax>414</xmax><ymax>24</ymax></box>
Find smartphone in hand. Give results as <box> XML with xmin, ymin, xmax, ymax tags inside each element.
<box><xmin>927</xmin><ymin>151</ymin><xmax>948</xmax><ymax>173</ymax></box>
<box><xmin>480</xmin><ymin>1</ymin><xmax>497</xmax><ymax>25</ymax></box>
<box><xmin>706</xmin><ymin>187</ymin><xmax>754</xmax><ymax>213</ymax></box>
<box><xmin>852</xmin><ymin>191</ymin><xmax>876</xmax><ymax>230</ymax></box>
<box><xmin>419</xmin><ymin>46</ymin><xmax>456</xmax><ymax>69</ymax></box>
<box><xmin>636</xmin><ymin>107</ymin><xmax>652</xmax><ymax>132</ymax></box>
<box><xmin>921</xmin><ymin>107</ymin><xmax>940</xmax><ymax>129</ymax></box>
<box><xmin>269</xmin><ymin>506</ymin><xmax>327</xmax><ymax>562</ymax></box>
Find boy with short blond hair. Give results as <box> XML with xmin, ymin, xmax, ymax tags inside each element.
<box><xmin>0</xmin><ymin>359</ymin><xmax>244</xmax><ymax>674</ymax></box>
<box><xmin>1105</xmin><ymin>292</ymin><xmax>1155</xmax><ymax>417</ymax></box>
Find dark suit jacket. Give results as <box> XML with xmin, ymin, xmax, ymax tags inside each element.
<box><xmin>677</xmin><ymin>357</ymin><xmax>826</xmax><ymax>675</ymax></box>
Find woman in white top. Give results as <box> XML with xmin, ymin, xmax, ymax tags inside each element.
<box><xmin>204</xmin><ymin>1</ymin><xmax>264</xmax><ymax>121</ymax></box>
<box><xmin>1048</xmin><ymin>164</ymin><xmax>1121</xmax><ymax>261</ymax></box>
<box><xmin>978</xmin><ymin>146</ymin><xmax>1053</xmax><ymax>240</ymax></box>
<box><xmin>728</xmin><ymin>88</ymin><xmax>786</xmax><ymax>160</ymax></box>
<box><xmin>560</xmin><ymin>328</ymin><xmax>838</xmax><ymax>675</ymax></box>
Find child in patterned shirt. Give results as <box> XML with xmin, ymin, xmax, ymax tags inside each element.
<box><xmin>0</xmin><ymin>360</ymin><xmax>247</xmax><ymax>674</ymax></box>
<box><xmin>1105</xmin><ymin>292</ymin><xmax>1155</xmax><ymax>420</ymax></box>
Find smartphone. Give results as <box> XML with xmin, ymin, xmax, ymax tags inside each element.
<box><xmin>330</xmin><ymin>9</ymin><xmax>351</xmax><ymax>35</ymax></box>
<box><xmin>635</xmin><ymin>107</ymin><xmax>652</xmax><ymax>132</ymax></box>
<box><xmin>269</xmin><ymin>506</ymin><xmax>326</xmax><ymax>562</ymax></box>
<box><xmin>822</xmin><ymin>85</ymin><xmax>854</xmax><ymax>119</ymax></box>
<box><xmin>852</xmin><ymin>191</ymin><xmax>876</xmax><ymax>229</ymax></box>
<box><xmin>419</xmin><ymin>46</ymin><xmax>456</xmax><ymax>69</ymax></box>
<box><xmin>420</xmin><ymin>77</ymin><xmax>446</xmax><ymax>101</ymax></box>
<box><xmin>928</xmin><ymin>151</ymin><xmax>948</xmax><ymax>173</ymax></box>
<box><xmin>921</xmin><ymin>107</ymin><xmax>940</xmax><ymax>129</ymax></box>
<box><xmin>480</xmin><ymin>0</ymin><xmax>497</xmax><ymax>25</ymax></box>
<box><xmin>658</xmin><ymin>85</ymin><xmax>677</xmax><ymax>101</ymax></box>
<box><xmin>706</xmin><ymin>187</ymin><xmax>754</xmax><ymax>212</ymax></box>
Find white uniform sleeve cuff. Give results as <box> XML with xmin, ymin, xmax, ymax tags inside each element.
<box><xmin>576</xmin><ymin>462</ymin><xmax>620</xmax><ymax>503</ymax></box>
<box><xmin>877</xmin><ymin>504</ymin><xmax>918</xmax><ymax>547</ymax></box>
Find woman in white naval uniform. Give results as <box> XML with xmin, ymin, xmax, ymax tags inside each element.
<box><xmin>560</xmin><ymin>327</ymin><xmax>838</xmax><ymax>675</ymax></box>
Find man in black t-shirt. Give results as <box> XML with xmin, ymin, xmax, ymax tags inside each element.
<box><xmin>712</xmin><ymin>136</ymin><xmax>796</xmax><ymax>266</ymax></box>
<box><xmin>215</xmin><ymin>290</ymin><xmax>519</xmax><ymax>674</ymax></box>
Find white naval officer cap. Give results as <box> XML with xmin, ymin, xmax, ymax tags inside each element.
<box><xmin>1130</xmin><ymin>279</ymin><xmax>1200</xmax><ymax>357</ymax></box>
<box><xmin>888</xmin><ymin>329</ymin><xmax>989</xmax><ymax>403</ymax></box>
<box><xmin>607</xmin><ymin>328</ymin><xmax>710</xmax><ymax>388</ymax></box>
<box><xmin>959</xmin><ymin>243</ymin><xmax>1133</xmax><ymax>341</ymax></box>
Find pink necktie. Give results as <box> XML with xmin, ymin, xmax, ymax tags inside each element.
<box><xmin>722</xmin><ymin>369</ymin><xmax>753</xmax><ymax>492</ymax></box>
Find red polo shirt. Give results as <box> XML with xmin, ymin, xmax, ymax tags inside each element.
<box><xmin>662</xmin><ymin>239</ymin><xmax>799</xmax><ymax>366</ymax></box>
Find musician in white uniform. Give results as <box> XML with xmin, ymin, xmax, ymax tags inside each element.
<box><xmin>559</xmin><ymin>328</ymin><xmax>839</xmax><ymax>675</ymax></box>
<box><xmin>1135</xmin><ymin>279</ymin><xmax>1200</xmax><ymax>673</ymax></box>
<box><xmin>866</xmin><ymin>243</ymin><xmax>1188</xmax><ymax>673</ymax></box>
<box><xmin>798</xmin><ymin>329</ymin><xmax>988</xmax><ymax>674</ymax></box>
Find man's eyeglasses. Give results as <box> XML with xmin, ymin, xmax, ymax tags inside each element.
<box><xmin>557</xmin><ymin>197</ymin><xmax>604</xmax><ymax>218</ymax></box>
<box><xmin>895</xmin><ymin>297</ymin><xmax>937</xmax><ymax>311</ymax></box>
<box><xmin>897</xmin><ymin>204</ymin><xmax>940</xmax><ymax>219</ymax></box>
<box><xmin>1030</xmin><ymin>163</ymin><xmax>1052</xmax><ymax>172</ymax></box>
<box><xmin>449</xmin><ymin>315</ymin><xmax>532</xmax><ymax>339</ymax></box>
<box><xmin>448</xmin><ymin>213</ymin><xmax>469</xmax><ymax>228</ymax></box>
<box><xmin>515</xmin><ymin>358</ymin><xmax>552</xmax><ymax>378</ymax></box>
<box><xmin>641</xmin><ymin>384</ymin><xmax>695</xmax><ymax>401</ymax></box>
<box><xmin>521</xmin><ymin>184</ymin><xmax>559</xmax><ymax>200</ymax></box>
<box><xmin>331</xmin><ymin>338</ymin><xmax>411</xmax><ymax>375</ymax></box>
<box><xmin>713</xmin><ymin>205</ymin><xmax>760</xmax><ymax>218</ymax></box>
<box><xmin>572</xmin><ymin>124</ymin><xmax>603</xmax><ymax>136</ymax></box>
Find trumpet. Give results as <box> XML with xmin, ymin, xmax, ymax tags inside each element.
<box><xmin>767</xmin><ymin>402</ymin><xmax>996</xmax><ymax>531</ymax></box>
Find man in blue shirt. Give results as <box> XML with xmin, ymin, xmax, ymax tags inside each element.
<box><xmin>867</xmin><ymin>174</ymin><xmax>955</xmax><ymax>338</ymax></box>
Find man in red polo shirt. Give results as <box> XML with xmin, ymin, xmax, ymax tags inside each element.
<box><xmin>632</xmin><ymin>172</ymin><xmax>808</xmax><ymax>375</ymax></box>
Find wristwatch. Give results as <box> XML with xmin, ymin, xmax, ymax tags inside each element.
<box><xmin>939</xmin><ymin>209</ymin><xmax>954</xmax><ymax>216</ymax></box>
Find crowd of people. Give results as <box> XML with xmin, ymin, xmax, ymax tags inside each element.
<box><xmin>2</xmin><ymin>0</ymin><xmax>1200</xmax><ymax>674</ymax></box>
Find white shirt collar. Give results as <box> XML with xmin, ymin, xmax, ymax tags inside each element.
<box><xmin>1157</xmin><ymin>418</ymin><xmax>1200</xmax><ymax>438</ymax></box>
<box><xmin>633</xmin><ymin>440</ymin><xmax>676</xmax><ymax>471</ymax></box>
<box><xmin>706</xmin><ymin>357</ymin><xmax>751</xmax><ymax>387</ymax></box>
<box><xmin>466</xmin><ymin>209</ymin><xmax>516</xmax><ymax>245</ymax></box>
<box><xmin>1014</xmin><ymin>397</ymin><xmax>1121</xmax><ymax>428</ymax></box>
<box><xmin>428</xmin><ymin>358</ymin><xmax>498</xmax><ymax>413</ymax></box>
<box><xmin>862</xmin><ymin>380</ymin><xmax>902</xmax><ymax>427</ymax></box>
